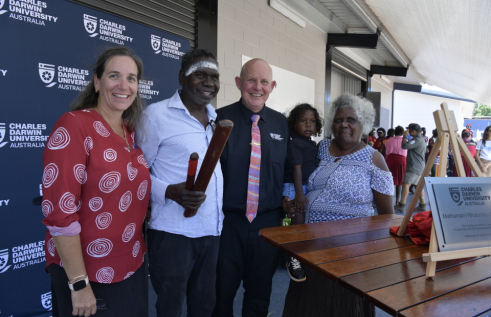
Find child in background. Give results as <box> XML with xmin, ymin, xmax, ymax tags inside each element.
<box><xmin>283</xmin><ymin>103</ymin><xmax>322</xmax><ymax>282</ymax></box>
<box><xmin>367</xmin><ymin>129</ymin><xmax>377</xmax><ymax>146</ymax></box>
<box><xmin>428</xmin><ymin>129</ymin><xmax>440</xmax><ymax>176</ymax></box>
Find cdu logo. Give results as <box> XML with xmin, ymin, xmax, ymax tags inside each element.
<box><xmin>449</xmin><ymin>187</ymin><xmax>463</xmax><ymax>206</ymax></box>
<box><xmin>151</xmin><ymin>35</ymin><xmax>161</xmax><ymax>54</ymax></box>
<box><xmin>0</xmin><ymin>123</ymin><xmax>7</xmax><ymax>148</ymax></box>
<box><xmin>0</xmin><ymin>248</ymin><xmax>11</xmax><ymax>273</ymax></box>
<box><xmin>41</xmin><ymin>292</ymin><xmax>52</xmax><ymax>311</ymax></box>
<box><xmin>0</xmin><ymin>0</ymin><xmax>7</xmax><ymax>15</ymax></box>
<box><xmin>39</xmin><ymin>63</ymin><xmax>57</xmax><ymax>87</ymax></box>
<box><xmin>83</xmin><ymin>14</ymin><xmax>99</xmax><ymax>37</ymax></box>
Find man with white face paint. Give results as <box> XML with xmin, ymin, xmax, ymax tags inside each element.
<box><xmin>136</xmin><ymin>48</ymin><xmax>223</xmax><ymax>317</ymax></box>
<box><xmin>213</xmin><ymin>59</ymin><xmax>288</xmax><ymax>317</ymax></box>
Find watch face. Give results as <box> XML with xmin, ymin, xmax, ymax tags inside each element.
<box><xmin>72</xmin><ymin>279</ymin><xmax>87</xmax><ymax>291</ymax></box>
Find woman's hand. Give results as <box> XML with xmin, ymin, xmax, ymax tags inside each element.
<box><xmin>294</xmin><ymin>192</ymin><xmax>309</xmax><ymax>213</ymax></box>
<box><xmin>480</xmin><ymin>163</ymin><xmax>488</xmax><ymax>173</ymax></box>
<box><xmin>71</xmin><ymin>283</ymin><xmax>97</xmax><ymax>316</ymax></box>
<box><xmin>282</xmin><ymin>196</ymin><xmax>296</xmax><ymax>218</ymax></box>
<box><xmin>52</xmin><ymin>235</ymin><xmax>95</xmax><ymax>316</ymax></box>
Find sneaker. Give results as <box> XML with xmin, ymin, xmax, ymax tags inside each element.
<box><xmin>414</xmin><ymin>204</ymin><xmax>427</xmax><ymax>212</ymax></box>
<box><xmin>286</xmin><ymin>256</ymin><xmax>306</xmax><ymax>282</ymax></box>
<box><xmin>394</xmin><ymin>203</ymin><xmax>406</xmax><ymax>213</ymax></box>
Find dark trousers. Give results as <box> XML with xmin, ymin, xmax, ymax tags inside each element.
<box><xmin>147</xmin><ymin>229</ymin><xmax>220</xmax><ymax>317</ymax></box>
<box><xmin>213</xmin><ymin>209</ymin><xmax>281</xmax><ymax>317</ymax></box>
<box><xmin>48</xmin><ymin>262</ymin><xmax>148</xmax><ymax>317</ymax></box>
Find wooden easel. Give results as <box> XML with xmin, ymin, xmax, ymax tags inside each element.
<box><xmin>395</xmin><ymin>102</ymin><xmax>485</xmax><ymax>277</ymax></box>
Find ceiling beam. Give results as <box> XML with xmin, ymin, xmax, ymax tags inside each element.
<box><xmin>327</xmin><ymin>33</ymin><xmax>378</xmax><ymax>49</ymax></box>
<box><xmin>340</xmin><ymin>0</ymin><xmax>410</xmax><ymax>68</ymax></box>
<box><xmin>370</xmin><ymin>65</ymin><xmax>408</xmax><ymax>77</ymax></box>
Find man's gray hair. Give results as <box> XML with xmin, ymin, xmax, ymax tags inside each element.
<box><xmin>325</xmin><ymin>93</ymin><xmax>375</xmax><ymax>136</ymax></box>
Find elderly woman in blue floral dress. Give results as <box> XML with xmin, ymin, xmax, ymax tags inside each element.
<box><xmin>283</xmin><ymin>93</ymin><xmax>394</xmax><ymax>317</ymax></box>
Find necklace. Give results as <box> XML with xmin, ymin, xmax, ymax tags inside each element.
<box><xmin>94</xmin><ymin>107</ymin><xmax>131</xmax><ymax>152</ymax></box>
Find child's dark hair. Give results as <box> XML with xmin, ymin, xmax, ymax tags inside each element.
<box><xmin>395</xmin><ymin>126</ymin><xmax>404</xmax><ymax>136</ymax></box>
<box><xmin>287</xmin><ymin>103</ymin><xmax>323</xmax><ymax>137</ymax></box>
<box><xmin>483</xmin><ymin>126</ymin><xmax>491</xmax><ymax>146</ymax></box>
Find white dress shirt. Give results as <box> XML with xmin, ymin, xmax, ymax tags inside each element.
<box><xmin>136</xmin><ymin>90</ymin><xmax>223</xmax><ymax>237</ymax></box>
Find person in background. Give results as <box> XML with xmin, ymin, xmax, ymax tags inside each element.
<box><xmin>213</xmin><ymin>58</ymin><xmax>289</xmax><ymax>317</ymax></box>
<box><xmin>137</xmin><ymin>48</ymin><xmax>223</xmax><ymax>317</ymax></box>
<box><xmin>394</xmin><ymin>123</ymin><xmax>427</xmax><ymax>213</ymax></box>
<box><xmin>475</xmin><ymin>125</ymin><xmax>491</xmax><ymax>177</ymax></box>
<box><xmin>373</xmin><ymin>127</ymin><xmax>388</xmax><ymax>155</ymax></box>
<box><xmin>282</xmin><ymin>103</ymin><xmax>322</xmax><ymax>283</ymax></box>
<box><xmin>282</xmin><ymin>93</ymin><xmax>394</xmax><ymax>317</ymax></box>
<box><xmin>42</xmin><ymin>47</ymin><xmax>150</xmax><ymax>317</ymax></box>
<box><xmin>384</xmin><ymin>126</ymin><xmax>407</xmax><ymax>206</ymax></box>
<box><xmin>405</xmin><ymin>123</ymin><xmax>417</xmax><ymax>142</ymax></box>
<box><xmin>466</xmin><ymin>123</ymin><xmax>474</xmax><ymax>139</ymax></box>
<box><xmin>387</xmin><ymin>128</ymin><xmax>395</xmax><ymax>138</ymax></box>
<box><xmin>381</xmin><ymin>128</ymin><xmax>395</xmax><ymax>156</ymax></box>
<box><xmin>421</xmin><ymin>127</ymin><xmax>429</xmax><ymax>146</ymax></box>
<box><xmin>447</xmin><ymin>141</ymin><xmax>455</xmax><ymax>176</ymax></box>
<box><xmin>452</xmin><ymin>129</ymin><xmax>477</xmax><ymax>177</ymax></box>
<box><xmin>408</xmin><ymin>126</ymin><xmax>429</xmax><ymax>193</ymax></box>
<box><xmin>365</xmin><ymin>128</ymin><xmax>377</xmax><ymax>146</ymax></box>
<box><xmin>428</xmin><ymin>128</ymin><xmax>440</xmax><ymax>176</ymax></box>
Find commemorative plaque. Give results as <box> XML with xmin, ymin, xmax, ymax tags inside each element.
<box><xmin>425</xmin><ymin>177</ymin><xmax>491</xmax><ymax>251</ymax></box>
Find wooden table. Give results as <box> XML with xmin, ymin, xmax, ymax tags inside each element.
<box><xmin>259</xmin><ymin>214</ymin><xmax>491</xmax><ymax>316</ymax></box>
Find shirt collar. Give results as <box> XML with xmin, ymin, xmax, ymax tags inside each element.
<box><xmin>291</xmin><ymin>132</ymin><xmax>311</xmax><ymax>140</ymax></box>
<box><xmin>170</xmin><ymin>89</ymin><xmax>217</xmax><ymax>121</ymax></box>
<box><xmin>238</xmin><ymin>98</ymin><xmax>268</xmax><ymax>123</ymax></box>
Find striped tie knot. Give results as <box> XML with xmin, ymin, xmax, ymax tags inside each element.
<box><xmin>251</xmin><ymin>114</ymin><xmax>260</xmax><ymax>128</ymax></box>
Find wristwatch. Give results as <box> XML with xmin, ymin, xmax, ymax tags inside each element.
<box><xmin>68</xmin><ymin>276</ymin><xmax>89</xmax><ymax>291</ymax></box>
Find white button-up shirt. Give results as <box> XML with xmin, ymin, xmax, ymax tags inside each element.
<box><xmin>136</xmin><ymin>90</ymin><xmax>223</xmax><ymax>237</ymax></box>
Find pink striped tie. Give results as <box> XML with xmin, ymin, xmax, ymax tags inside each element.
<box><xmin>246</xmin><ymin>114</ymin><xmax>261</xmax><ymax>222</ymax></box>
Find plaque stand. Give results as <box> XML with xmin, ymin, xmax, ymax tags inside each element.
<box><xmin>395</xmin><ymin>102</ymin><xmax>485</xmax><ymax>277</ymax></box>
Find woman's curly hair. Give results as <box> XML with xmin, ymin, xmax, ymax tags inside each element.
<box><xmin>287</xmin><ymin>103</ymin><xmax>323</xmax><ymax>137</ymax></box>
<box><xmin>325</xmin><ymin>93</ymin><xmax>375</xmax><ymax>136</ymax></box>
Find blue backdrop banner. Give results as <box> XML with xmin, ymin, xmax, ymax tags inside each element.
<box><xmin>0</xmin><ymin>0</ymin><xmax>189</xmax><ymax>314</ymax></box>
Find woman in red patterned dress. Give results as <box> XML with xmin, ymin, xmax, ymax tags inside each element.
<box><xmin>41</xmin><ymin>47</ymin><xmax>151</xmax><ymax>316</ymax></box>
<box><xmin>372</xmin><ymin>127</ymin><xmax>388</xmax><ymax>155</ymax></box>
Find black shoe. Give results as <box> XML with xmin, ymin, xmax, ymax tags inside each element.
<box><xmin>286</xmin><ymin>257</ymin><xmax>306</xmax><ymax>282</ymax></box>
<box><xmin>394</xmin><ymin>203</ymin><xmax>406</xmax><ymax>213</ymax></box>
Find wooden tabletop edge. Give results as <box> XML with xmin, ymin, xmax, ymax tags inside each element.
<box><xmin>258</xmin><ymin>214</ymin><xmax>404</xmax><ymax>237</ymax></box>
